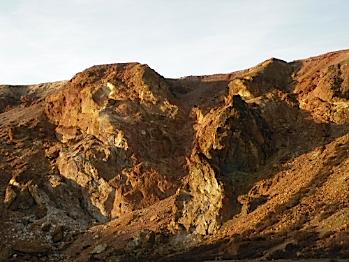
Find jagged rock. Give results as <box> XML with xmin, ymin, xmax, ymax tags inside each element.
<box><xmin>172</xmin><ymin>155</ymin><xmax>223</xmax><ymax>235</ymax></box>
<box><xmin>0</xmin><ymin>49</ymin><xmax>349</xmax><ymax>261</ymax></box>
<box><xmin>194</xmin><ymin>95</ymin><xmax>273</xmax><ymax>173</ymax></box>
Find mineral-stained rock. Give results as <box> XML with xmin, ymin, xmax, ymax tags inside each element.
<box><xmin>193</xmin><ymin>95</ymin><xmax>273</xmax><ymax>173</ymax></box>
<box><xmin>172</xmin><ymin>154</ymin><xmax>223</xmax><ymax>235</ymax></box>
<box><xmin>0</xmin><ymin>49</ymin><xmax>349</xmax><ymax>261</ymax></box>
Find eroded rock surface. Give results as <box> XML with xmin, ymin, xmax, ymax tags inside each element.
<box><xmin>0</xmin><ymin>49</ymin><xmax>349</xmax><ymax>261</ymax></box>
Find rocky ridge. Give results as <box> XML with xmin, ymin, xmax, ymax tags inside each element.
<box><xmin>0</xmin><ymin>49</ymin><xmax>349</xmax><ymax>261</ymax></box>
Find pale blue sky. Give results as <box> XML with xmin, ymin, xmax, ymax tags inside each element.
<box><xmin>0</xmin><ymin>0</ymin><xmax>348</xmax><ymax>84</ymax></box>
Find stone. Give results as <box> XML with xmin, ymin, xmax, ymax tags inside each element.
<box><xmin>51</xmin><ymin>225</ymin><xmax>64</xmax><ymax>243</ymax></box>
<box><xmin>1</xmin><ymin>50</ymin><xmax>349</xmax><ymax>261</ymax></box>
<box><xmin>41</xmin><ymin>223</ymin><xmax>51</xmax><ymax>232</ymax></box>
<box><xmin>91</xmin><ymin>243</ymin><xmax>107</xmax><ymax>254</ymax></box>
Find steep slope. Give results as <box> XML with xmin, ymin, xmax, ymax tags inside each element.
<box><xmin>0</xmin><ymin>49</ymin><xmax>348</xmax><ymax>261</ymax></box>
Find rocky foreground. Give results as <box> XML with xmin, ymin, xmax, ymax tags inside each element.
<box><xmin>0</xmin><ymin>50</ymin><xmax>349</xmax><ymax>261</ymax></box>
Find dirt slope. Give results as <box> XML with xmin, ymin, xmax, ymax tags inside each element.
<box><xmin>0</xmin><ymin>49</ymin><xmax>349</xmax><ymax>261</ymax></box>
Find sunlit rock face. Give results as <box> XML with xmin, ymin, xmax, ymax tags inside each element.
<box><xmin>44</xmin><ymin>63</ymin><xmax>182</xmax><ymax>221</ymax></box>
<box><xmin>0</xmin><ymin>50</ymin><xmax>349</xmax><ymax>261</ymax></box>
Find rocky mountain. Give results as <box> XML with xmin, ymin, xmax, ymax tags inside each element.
<box><xmin>0</xmin><ymin>49</ymin><xmax>349</xmax><ymax>261</ymax></box>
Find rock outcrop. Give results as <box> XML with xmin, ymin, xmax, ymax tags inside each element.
<box><xmin>0</xmin><ymin>49</ymin><xmax>349</xmax><ymax>261</ymax></box>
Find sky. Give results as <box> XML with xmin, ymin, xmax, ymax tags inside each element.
<box><xmin>0</xmin><ymin>0</ymin><xmax>348</xmax><ymax>84</ymax></box>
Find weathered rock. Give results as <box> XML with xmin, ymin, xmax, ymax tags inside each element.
<box><xmin>172</xmin><ymin>155</ymin><xmax>223</xmax><ymax>235</ymax></box>
<box><xmin>194</xmin><ymin>95</ymin><xmax>273</xmax><ymax>173</ymax></box>
<box><xmin>91</xmin><ymin>243</ymin><xmax>107</xmax><ymax>254</ymax></box>
<box><xmin>0</xmin><ymin>49</ymin><xmax>349</xmax><ymax>261</ymax></box>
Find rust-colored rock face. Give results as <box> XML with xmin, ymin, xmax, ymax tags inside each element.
<box><xmin>1</xmin><ymin>49</ymin><xmax>349</xmax><ymax>261</ymax></box>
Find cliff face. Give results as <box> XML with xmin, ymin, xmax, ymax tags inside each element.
<box><xmin>0</xmin><ymin>50</ymin><xmax>349</xmax><ymax>261</ymax></box>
